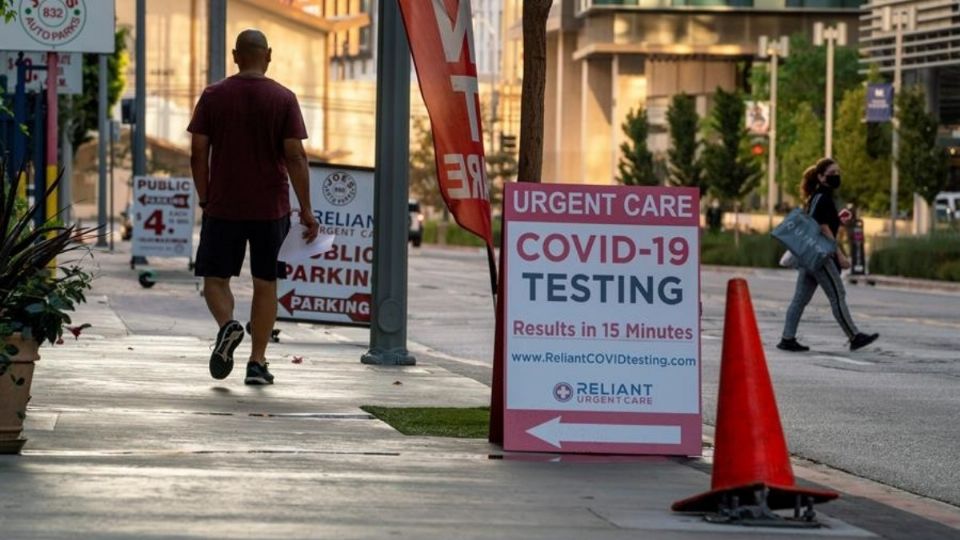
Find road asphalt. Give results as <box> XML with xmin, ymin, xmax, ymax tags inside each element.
<box><xmin>1</xmin><ymin>244</ymin><xmax>959</xmax><ymax>539</ymax></box>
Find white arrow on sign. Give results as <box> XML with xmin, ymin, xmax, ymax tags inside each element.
<box><xmin>526</xmin><ymin>417</ymin><xmax>682</xmax><ymax>448</ymax></box>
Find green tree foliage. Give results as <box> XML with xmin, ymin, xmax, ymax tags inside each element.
<box><xmin>666</xmin><ymin>93</ymin><xmax>703</xmax><ymax>193</ymax></box>
<box><xmin>486</xmin><ymin>150</ymin><xmax>517</xmax><ymax>210</ymax></box>
<box><xmin>408</xmin><ymin>116</ymin><xmax>444</xmax><ymax>211</ymax></box>
<box><xmin>750</xmin><ymin>34</ymin><xmax>862</xmax><ymax>205</ymax></box>
<box><xmin>616</xmin><ymin>107</ymin><xmax>658</xmax><ymax>186</ymax></box>
<box><xmin>702</xmin><ymin>88</ymin><xmax>762</xmax><ymax>205</ymax></box>
<box><xmin>0</xmin><ymin>0</ymin><xmax>13</xmax><ymax>22</ymax></box>
<box><xmin>834</xmin><ymin>85</ymin><xmax>890</xmax><ymax>215</ymax></box>
<box><xmin>897</xmin><ymin>86</ymin><xmax>949</xmax><ymax>206</ymax></box>
<box><xmin>778</xmin><ymin>103</ymin><xmax>822</xmax><ymax>202</ymax></box>
<box><xmin>61</xmin><ymin>28</ymin><xmax>130</xmax><ymax>152</ymax></box>
<box><xmin>751</xmin><ymin>34</ymin><xmax>861</xmax><ymax>119</ymax></box>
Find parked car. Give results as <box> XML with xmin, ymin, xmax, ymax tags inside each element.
<box><xmin>935</xmin><ymin>192</ymin><xmax>960</xmax><ymax>222</ymax></box>
<box><xmin>408</xmin><ymin>200</ymin><xmax>423</xmax><ymax>247</ymax></box>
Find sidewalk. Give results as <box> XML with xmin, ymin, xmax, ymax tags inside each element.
<box><xmin>1</xmin><ymin>248</ymin><xmax>958</xmax><ymax>539</ymax></box>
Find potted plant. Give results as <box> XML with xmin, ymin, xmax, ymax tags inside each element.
<box><xmin>1</xmin><ymin>161</ymin><xmax>97</xmax><ymax>454</ymax></box>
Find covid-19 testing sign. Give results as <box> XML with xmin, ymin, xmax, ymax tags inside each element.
<box><xmin>502</xmin><ymin>183</ymin><xmax>701</xmax><ymax>456</ymax></box>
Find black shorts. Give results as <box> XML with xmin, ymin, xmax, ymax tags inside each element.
<box><xmin>195</xmin><ymin>215</ymin><xmax>290</xmax><ymax>281</ymax></box>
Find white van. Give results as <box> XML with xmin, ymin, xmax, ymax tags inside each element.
<box><xmin>935</xmin><ymin>192</ymin><xmax>960</xmax><ymax>221</ymax></box>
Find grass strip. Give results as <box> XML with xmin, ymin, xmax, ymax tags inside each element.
<box><xmin>361</xmin><ymin>406</ymin><xmax>489</xmax><ymax>438</ymax></box>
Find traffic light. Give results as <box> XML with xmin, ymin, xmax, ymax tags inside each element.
<box><xmin>751</xmin><ymin>143</ymin><xmax>765</xmax><ymax>156</ymax></box>
<box><xmin>500</xmin><ymin>133</ymin><xmax>517</xmax><ymax>152</ymax></box>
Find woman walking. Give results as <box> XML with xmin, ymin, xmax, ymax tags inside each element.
<box><xmin>777</xmin><ymin>158</ymin><xmax>879</xmax><ymax>352</ymax></box>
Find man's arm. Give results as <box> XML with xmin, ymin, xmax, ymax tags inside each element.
<box><xmin>284</xmin><ymin>138</ymin><xmax>319</xmax><ymax>242</ymax></box>
<box><xmin>190</xmin><ymin>134</ymin><xmax>210</xmax><ymax>206</ymax></box>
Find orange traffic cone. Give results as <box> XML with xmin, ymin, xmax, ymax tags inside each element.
<box><xmin>672</xmin><ymin>278</ymin><xmax>837</xmax><ymax>513</ymax></box>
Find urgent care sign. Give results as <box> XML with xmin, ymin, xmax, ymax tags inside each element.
<box><xmin>0</xmin><ymin>0</ymin><xmax>115</xmax><ymax>53</ymax></box>
<box><xmin>502</xmin><ymin>183</ymin><xmax>701</xmax><ymax>456</ymax></box>
<box><xmin>277</xmin><ymin>163</ymin><xmax>373</xmax><ymax>326</ymax></box>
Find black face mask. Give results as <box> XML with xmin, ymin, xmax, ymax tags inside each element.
<box><xmin>824</xmin><ymin>174</ymin><xmax>841</xmax><ymax>189</ymax></box>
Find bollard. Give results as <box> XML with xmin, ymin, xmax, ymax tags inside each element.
<box><xmin>848</xmin><ymin>218</ymin><xmax>866</xmax><ymax>275</ymax></box>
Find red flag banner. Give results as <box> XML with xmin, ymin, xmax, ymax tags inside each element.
<box><xmin>397</xmin><ymin>0</ymin><xmax>494</xmax><ymax>249</ymax></box>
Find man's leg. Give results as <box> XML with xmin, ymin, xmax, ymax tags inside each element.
<box><xmin>249</xmin><ymin>277</ymin><xmax>277</xmax><ymax>364</ymax></box>
<box><xmin>195</xmin><ymin>216</ymin><xmax>247</xmax><ymax>380</ymax></box>
<box><xmin>244</xmin><ymin>215</ymin><xmax>290</xmax><ymax>385</ymax></box>
<box><xmin>203</xmin><ymin>277</ymin><xmax>235</xmax><ymax>327</ymax></box>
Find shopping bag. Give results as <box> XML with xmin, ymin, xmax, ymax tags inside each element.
<box><xmin>779</xmin><ymin>250</ymin><xmax>797</xmax><ymax>268</ymax></box>
<box><xmin>771</xmin><ymin>196</ymin><xmax>836</xmax><ymax>272</ymax></box>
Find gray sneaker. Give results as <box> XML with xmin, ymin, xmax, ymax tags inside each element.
<box><xmin>245</xmin><ymin>361</ymin><xmax>274</xmax><ymax>385</ymax></box>
<box><xmin>210</xmin><ymin>320</ymin><xmax>244</xmax><ymax>380</ymax></box>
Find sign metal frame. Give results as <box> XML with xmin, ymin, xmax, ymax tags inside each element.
<box><xmin>276</xmin><ymin>162</ymin><xmax>374</xmax><ymax>327</ymax></box>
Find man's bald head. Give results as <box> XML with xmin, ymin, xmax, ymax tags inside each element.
<box><xmin>233</xmin><ymin>29</ymin><xmax>271</xmax><ymax>74</ymax></box>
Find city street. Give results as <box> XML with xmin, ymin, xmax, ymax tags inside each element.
<box><xmin>403</xmin><ymin>246</ymin><xmax>960</xmax><ymax>508</ymax></box>
<box><xmin>3</xmin><ymin>241</ymin><xmax>959</xmax><ymax>538</ymax></box>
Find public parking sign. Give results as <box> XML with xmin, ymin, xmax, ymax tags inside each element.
<box><xmin>131</xmin><ymin>177</ymin><xmax>196</xmax><ymax>259</ymax></box>
<box><xmin>277</xmin><ymin>163</ymin><xmax>373</xmax><ymax>326</ymax></box>
<box><xmin>502</xmin><ymin>183</ymin><xmax>701</xmax><ymax>456</ymax></box>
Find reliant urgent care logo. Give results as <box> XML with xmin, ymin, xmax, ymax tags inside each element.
<box><xmin>18</xmin><ymin>0</ymin><xmax>87</xmax><ymax>48</ymax></box>
<box><xmin>552</xmin><ymin>381</ymin><xmax>655</xmax><ymax>406</ymax></box>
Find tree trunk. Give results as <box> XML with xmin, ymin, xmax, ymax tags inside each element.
<box><xmin>517</xmin><ymin>0</ymin><xmax>553</xmax><ymax>184</ymax></box>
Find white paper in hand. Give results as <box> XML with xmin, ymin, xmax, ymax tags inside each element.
<box><xmin>278</xmin><ymin>223</ymin><xmax>335</xmax><ymax>262</ymax></box>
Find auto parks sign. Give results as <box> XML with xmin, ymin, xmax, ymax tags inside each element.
<box><xmin>0</xmin><ymin>0</ymin><xmax>115</xmax><ymax>53</ymax></box>
<box><xmin>502</xmin><ymin>183</ymin><xmax>702</xmax><ymax>456</ymax></box>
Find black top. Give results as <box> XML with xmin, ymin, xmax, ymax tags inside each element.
<box><xmin>809</xmin><ymin>185</ymin><xmax>840</xmax><ymax>238</ymax></box>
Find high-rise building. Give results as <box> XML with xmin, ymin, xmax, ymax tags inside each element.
<box><xmin>859</xmin><ymin>0</ymin><xmax>960</xmax><ymax>137</ymax></box>
<box><xmin>503</xmin><ymin>0</ymin><xmax>863</xmax><ymax>185</ymax></box>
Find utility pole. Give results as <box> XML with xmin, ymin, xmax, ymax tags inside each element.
<box><xmin>883</xmin><ymin>6</ymin><xmax>915</xmax><ymax>238</ymax></box>
<box><xmin>45</xmin><ymin>52</ymin><xmax>59</xmax><ymax>226</ymax></box>
<box><xmin>208</xmin><ymin>0</ymin><xmax>227</xmax><ymax>84</ymax></box>
<box><xmin>133</xmin><ymin>0</ymin><xmax>146</xmax><ymax>177</ymax></box>
<box><xmin>97</xmin><ymin>54</ymin><xmax>108</xmax><ymax>247</ymax></box>
<box><xmin>361</xmin><ymin>0</ymin><xmax>415</xmax><ymax>365</ymax></box>
<box><xmin>758</xmin><ymin>35</ymin><xmax>788</xmax><ymax>231</ymax></box>
<box><xmin>814</xmin><ymin>22</ymin><xmax>847</xmax><ymax>158</ymax></box>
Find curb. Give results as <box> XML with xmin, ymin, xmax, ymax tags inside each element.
<box><xmin>846</xmin><ymin>274</ymin><xmax>960</xmax><ymax>294</ymax></box>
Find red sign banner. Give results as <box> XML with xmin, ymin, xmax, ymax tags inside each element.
<box><xmin>398</xmin><ymin>0</ymin><xmax>493</xmax><ymax>248</ymax></box>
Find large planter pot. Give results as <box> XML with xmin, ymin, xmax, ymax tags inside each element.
<box><xmin>0</xmin><ymin>334</ymin><xmax>40</xmax><ymax>455</ymax></box>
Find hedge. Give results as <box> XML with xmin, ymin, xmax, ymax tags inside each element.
<box><xmin>420</xmin><ymin>222</ymin><xmax>959</xmax><ymax>282</ymax></box>
<box><xmin>422</xmin><ymin>218</ymin><xmax>502</xmax><ymax>248</ymax></box>
<box><xmin>869</xmin><ymin>234</ymin><xmax>960</xmax><ymax>282</ymax></box>
<box><xmin>700</xmin><ymin>231</ymin><xmax>782</xmax><ymax>268</ymax></box>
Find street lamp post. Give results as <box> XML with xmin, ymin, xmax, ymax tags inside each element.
<box><xmin>758</xmin><ymin>35</ymin><xmax>789</xmax><ymax>231</ymax></box>
<box><xmin>813</xmin><ymin>22</ymin><xmax>847</xmax><ymax>158</ymax></box>
<box><xmin>883</xmin><ymin>6</ymin><xmax>915</xmax><ymax>238</ymax></box>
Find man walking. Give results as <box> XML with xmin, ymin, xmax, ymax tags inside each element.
<box><xmin>188</xmin><ymin>29</ymin><xmax>319</xmax><ymax>385</ymax></box>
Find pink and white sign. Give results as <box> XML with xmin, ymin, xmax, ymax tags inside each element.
<box><xmin>502</xmin><ymin>183</ymin><xmax>702</xmax><ymax>456</ymax></box>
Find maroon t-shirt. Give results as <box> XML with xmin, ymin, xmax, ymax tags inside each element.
<box><xmin>187</xmin><ymin>75</ymin><xmax>308</xmax><ymax>220</ymax></box>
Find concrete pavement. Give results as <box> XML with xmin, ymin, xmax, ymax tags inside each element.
<box><xmin>1</xmin><ymin>246</ymin><xmax>958</xmax><ymax>538</ymax></box>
